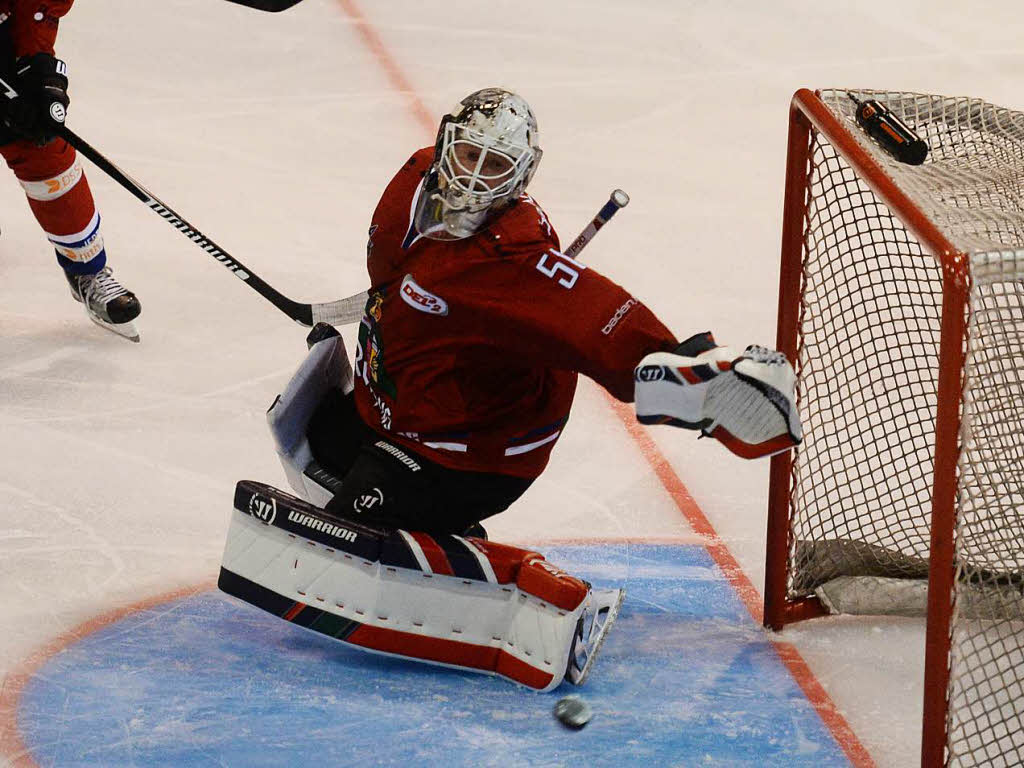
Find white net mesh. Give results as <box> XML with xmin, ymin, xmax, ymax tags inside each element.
<box><xmin>785</xmin><ymin>88</ymin><xmax>1024</xmax><ymax>766</ymax></box>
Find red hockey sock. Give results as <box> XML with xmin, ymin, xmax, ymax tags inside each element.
<box><xmin>2</xmin><ymin>138</ymin><xmax>105</xmax><ymax>274</ymax></box>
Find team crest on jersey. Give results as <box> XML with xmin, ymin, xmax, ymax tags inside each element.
<box><xmin>367</xmin><ymin>291</ymin><xmax>384</xmax><ymax>322</ymax></box>
<box><xmin>356</xmin><ymin>290</ymin><xmax>398</xmax><ymax>403</ymax></box>
<box><xmin>400</xmin><ymin>275</ymin><xmax>448</xmax><ymax>316</ymax></box>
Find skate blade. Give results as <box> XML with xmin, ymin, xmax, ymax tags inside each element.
<box><xmin>88</xmin><ymin>314</ymin><xmax>140</xmax><ymax>343</ymax></box>
<box><xmin>573</xmin><ymin>588</ymin><xmax>625</xmax><ymax>687</ymax></box>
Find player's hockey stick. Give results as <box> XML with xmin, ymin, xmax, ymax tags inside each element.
<box><xmin>56</xmin><ymin>124</ymin><xmax>325</xmax><ymax>325</ymax></box>
<box><xmin>57</xmin><ymin>122</ymin><xmax>625</xmax><ymax>326</ymax></box>
<box><xmin>0</xmin><ymin>73</ymin><xmax>321</xmax><ymax>324</ymax></box>
<box><xmin>221</xmin><ymin>0</ymin><xmax>306</xmax><ymax>12</ymax></box>
<box><xmin>313</xmin><ymin>188</ymin><xmax>631</xmax><ymax>325</ymax></box>
<box><xmin>1</xmin><ymin>75</ymin><xmax>629</xmax><ymax>326</ymax></box>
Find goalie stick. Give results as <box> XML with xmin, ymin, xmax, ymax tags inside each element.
<box><xmin>0</xmin><ymin>73</ymin><xmax>629</xmax><ymax>326</ymax></box>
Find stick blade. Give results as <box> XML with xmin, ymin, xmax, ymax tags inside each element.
<box><xmin>221</xmin><ymin>0</ymin><xmax>304</xmax><ymax>12</ymax></box>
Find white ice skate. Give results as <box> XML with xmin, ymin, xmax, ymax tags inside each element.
<box><xmin>65</xmin><ymin>267</ymin><xmax>141</xmax><ymax>342</ymax></box>
<box><xmin>565</xmin><ymin>587</ymin><xmax>624</xmax><ymax>686</ymax></box>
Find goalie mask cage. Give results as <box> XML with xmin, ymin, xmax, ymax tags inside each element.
<box><xmin>764</xmin><ymin>88</ymin><xmax>1024</xmax><ymax>768</ymax></box>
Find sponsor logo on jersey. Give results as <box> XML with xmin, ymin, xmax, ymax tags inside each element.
<box><xmin>602</xmin><ymin>297</ymin><xmax>638</xmax><ymax>336</ymax></box>
<box><xmin>636</xmin><ymin>365</ymin><xmax>666</xmax><ymax>383</ymax></box>
<box><xmin>400</xmin><ymin>274</ymin><xmax>448</xmax><ymax>316</ymax></box>
<box><xmin>247</xmin><ymin>493</ymin><xmax>278</xmax><ymax>525</ymax></box>
<box><xmin>286</xmin><ymin>510</ymin><xmax>358</xmax><ymax>543</ymax></box>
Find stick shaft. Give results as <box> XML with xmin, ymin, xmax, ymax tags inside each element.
<box><xmin>60</xmin><ymin>126</ymin><xmax>315</xmax><ymax>325</ymax></box>
<box><xmin>0</xmin><ymin>72</ymin><xmax>314</xmax><ymax>325</ymax></box>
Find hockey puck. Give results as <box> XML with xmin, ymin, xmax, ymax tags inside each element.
<box><xmin>553</xmin><ymin>695</ymin><xmax>592</xmax><ymax>729</ymax></box>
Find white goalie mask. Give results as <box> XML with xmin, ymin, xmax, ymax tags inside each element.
<box><xmin>414</xmin><ymin>88</ymin><xmax>542</xmax><ymax>241</ymax></box>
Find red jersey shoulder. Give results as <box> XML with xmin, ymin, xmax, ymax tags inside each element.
<box><xmin>485</xmin><ymin>194</ymin><xmax>560</xmax><ymax>261</ymax></box>
<box><xmin>371</xmin><ymin>147</ymin><xmax>433</xmax><ymax>247</ymax></box>
<box><xmin>405</xmin><ymin>146</ymin><xmax>434</xmax><ymax>176</ymax></box>
<box><xmin>378</xmin><ymin>146</ymin><xmax>432</xmax><ymax>208</ymax></box>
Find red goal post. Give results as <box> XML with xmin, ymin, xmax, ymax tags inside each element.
<box><xmin>764</xmin><ymin>88</ymin><xmax>1024</xmax><ymax>767</ymax></box>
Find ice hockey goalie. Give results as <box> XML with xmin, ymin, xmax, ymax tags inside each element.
<box><xmin>219</xmin><ymin>87</ymin><xmax>799</xmax><ymax>690</ymax></box>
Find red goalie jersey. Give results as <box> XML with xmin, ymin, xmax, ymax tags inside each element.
<box><xmin>0</xmin><ymin>0</ymin><xmax>71</xmax><ymax>57</ymax></box>
<box><xmin>354</xmin><ymin>148</ymin><xmax>678</xmax><ymax>479</ymax></box>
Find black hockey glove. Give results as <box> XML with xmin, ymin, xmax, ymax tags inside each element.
<box><xmin>2</xmin><ymin>53</ymin><xmax>70</xmax><ymax>144</ymax></box>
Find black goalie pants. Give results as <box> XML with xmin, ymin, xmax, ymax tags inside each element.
<box><xmin>307</xmin><ymin>389</ymin><xmax>533</xmax><ymax>535</ymax></box>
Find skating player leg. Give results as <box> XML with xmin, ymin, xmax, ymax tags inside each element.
<box><xmin>1</xmin><ymin>139</ymin><xmax>142</xmax><ymax>341</ymax></box>
<box><xmin>1</xmin><ymin>39</ymin><xmax>141</xmax><ymax>341</ymax></box>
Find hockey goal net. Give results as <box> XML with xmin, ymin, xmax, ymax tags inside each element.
<box><xmin>764</xmin><ymin>88</ymin><xmax>1024</xmax><ymax>767</ymax></box>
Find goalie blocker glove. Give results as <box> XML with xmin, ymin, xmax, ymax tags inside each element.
<box><xmin>633</xmin><ymin>332</ymin><xmax>802</xmax><ymax>459</ymax></box>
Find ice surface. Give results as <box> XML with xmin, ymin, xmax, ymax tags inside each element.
<box><xmin>4</xmin><ymin>1</ymin><xmax>1023</xmax><ymax>765</ymax></box>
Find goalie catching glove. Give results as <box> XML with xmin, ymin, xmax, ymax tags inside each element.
<box><xmin>634</xmin><ymin>332</ymin><xmax>802</xmax><ymax>459</ymax></box>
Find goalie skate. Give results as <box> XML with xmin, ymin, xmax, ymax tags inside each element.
<box><xmin>565</xmin><ymin>587</ymin><xmax>624</xmax><ymax>686</ymax></box>
<box><xmin>65</xmin><ymin>267</ymin><xmax>141</xmax><ymax>342</ymax></box>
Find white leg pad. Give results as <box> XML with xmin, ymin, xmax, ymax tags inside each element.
<box><xmin>220</xmin><ymin>482</ymin><xmax>597</xmax><ymax>691</ymax></box>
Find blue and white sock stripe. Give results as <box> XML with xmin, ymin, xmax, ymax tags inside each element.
<box><xmin>47</xmin><ymin>211</ymin><xmax>101</xmax><ymax>249</ymax></box>
<box><xmin>50</xmin><ymin>212</ymin><xmax>105</xmax><ymax>270</ymax></box>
